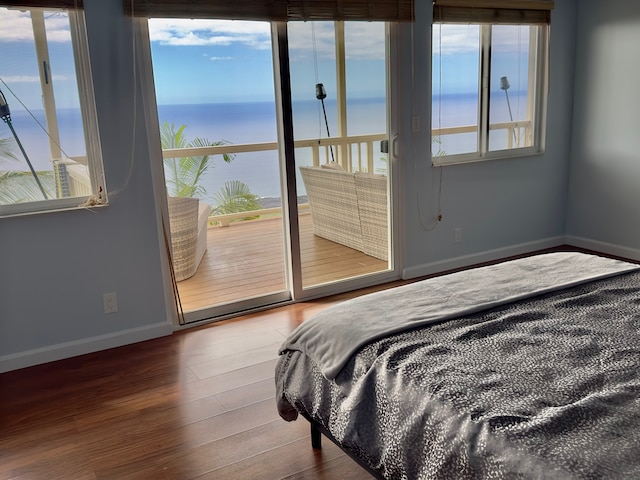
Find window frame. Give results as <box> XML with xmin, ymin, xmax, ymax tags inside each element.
<box><xmin>431</xmin><ymin>21</ymin><xmax>549</xmax><ymax>167</ymax></box>
<box><xmin>0</xmin><ymin>6</ymin><xmax>107</xmax><ymax>218</ymax></box>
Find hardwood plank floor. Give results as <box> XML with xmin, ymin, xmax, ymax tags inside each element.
<box><xmin>176</xmin><ymin>212</ymin><xmax>388</xmax><ymax>312</ymax></box>
<box><xmin>0</xmin><ymin>291</ymin><xmax>385</xmax><ymax>480</ymax></box>
<box><xmin>3</xmin><ymin>247</ymin><xmax>599</xmax><ymax>479</ymax></box>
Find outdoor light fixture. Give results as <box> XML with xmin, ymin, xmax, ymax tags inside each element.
<box><xmin>315</xmin><ymin>82</ymin><xmax>335</xmax><ymax>163</ymax></box>
<box><xmin>500</xmin><ymin>76</ymin><xmax>517</xmax><ymax>144</ymax></box>
<box><xmin>0</xmin><ymin>87</ymin><xmax>48</xmax><ymax>199</ymax></box>
<box><xmin>500</xmin><ymin>76</ymin><xmax>514</xmax><ymax>122</ymax></box>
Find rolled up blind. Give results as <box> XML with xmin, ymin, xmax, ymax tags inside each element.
<box><xmin>1</xmin><ymin>0</ymin><xmax>81</xmax><ymax>8</ymax></box>
<box><xmin>124</xmin><ymin>0</ymin><xmax>414</xmax><ymax>22</ymax></box>
<box><xmin>434</xmin><ymin>0</ymin><xmax>553</xmax><ymax>24</ymax></box>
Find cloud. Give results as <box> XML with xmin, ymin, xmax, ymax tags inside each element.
<box><xmin>148</xmin><ymin>19</ymin><xmax>271</xmax><ymax>49</ymax></box>
<box><xmin>433</xmin><ymin>24</ymin><xmax>532</xmax><ymax>55</ymax></box>
<box><xmin>0</xmin><ymin>8</ymin><xmax>71</xmax><ymax>42</ymax></box>
<box><xmin>209</xmin><ymin>56</ymin><xmax>233</xmax><ymax>61</ymax></box>
<box><xmin>432</xmin><ymin>25</ymin><xmax>480</xmax><ymax>55</ymax></box>
<box><xmin>150</xmin><ymin>19</ymin><xmax>386</xmax><ymax>60</ymax></box>
<box><xmin>491</xmin><ymin>26</ymin><xmax>532</xmax><ymax>53</ymax></box>
<box><xmin>287</xmin><ymin>22</ymin><xmax>386</xmax><ymax>63</ymax></box>
<box><xmin>1</xmin><ymin>74</ymin><xmax>70</xmax><ymax>83</ymax></box>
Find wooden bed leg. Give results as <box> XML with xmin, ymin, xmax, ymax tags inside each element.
<box><xmin>311</xmin><ymin>423</ymin><xmax>322</xmax><ymax>449</ymax></box>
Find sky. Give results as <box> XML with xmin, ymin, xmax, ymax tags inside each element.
<box><xmin>148</xmin><ymin>19</ymin><xmax>388</xmax><ymax>105</ymax></box>
<box><xmin>432</xmin><ymin>24</ymin><xmax>533</xmax><ymax>96</ymax></box>
<box><xmin>0</xmin><ymin>9</ymin><xmax>79</xmax><ymax>111</ymax></box>
<box><xmin>0</xmin><ymin>7</ymin><xmax>533</xmax><ymax>110</ymax></box>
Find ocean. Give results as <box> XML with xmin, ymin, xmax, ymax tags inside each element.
<box><xmin>2</xmin><ymin>92</ymin><xmax>527</xmax><ymax>202</ymax></box>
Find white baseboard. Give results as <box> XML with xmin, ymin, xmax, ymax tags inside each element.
<box><xmin>565</xmin><ymin>236</ymin><xmax>640</xmax><ymax>262</ymax></box>
<box><xmin>402</xmin><ymin>236</ymin><xmax>566</xmax><ymax>280</ymax></box>
<box><xmin>0</xmin><ymin>322</ymin><xmax>173</xmax><ymax>374</ymax></box>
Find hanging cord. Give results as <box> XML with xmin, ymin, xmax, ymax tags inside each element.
<box><xmin>107</xmin><ymin>0</ymin><xmax>138</xmax><ymax>199</ymax></box>
<box><xmin>415</xmin><ymin>21</ymin><xmax>444</xmax><ymax>231</ymax></box>
<box><xmin>0</xmin><ymin>79</ymin><xmax>73</xmax><ymax>163</ymax></box>
<box><xmin>162</xmin><ymin>217</ymin><xmax>186</xmax><ymax>326</ymax></box>
<box><xmin>312</xmin><ymin>23</ymin><xmax>335</xmax><ymax>164</ymax></box>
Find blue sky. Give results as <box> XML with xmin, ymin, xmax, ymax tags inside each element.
<box><xmin>148</xmin><ymin>19</ymin><xmax>388</xmax><ymax>105</ymax></box>
<box><xmin>0</xmin><ymin>9</ymin><xmax>79</xmax><ymax>111</ymax></box>
<box><xmin>1</xmin><ymin>7</ymin><xmax>531</xmax><ymax>110</ymax></box>
<box><xmin>432</xmin><ymin>24</ymin><xmax>532</xmax><ymax>96</ymax></box>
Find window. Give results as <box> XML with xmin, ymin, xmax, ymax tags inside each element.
<box><xmin>0</xmin><ymin>5</ymin><xmax>105</xmax><ymax>216</ymax></box>
<box><xmin>432</xmin><ymin>1</ymin><xmax>552</xmax><ymax>166</ymax></box>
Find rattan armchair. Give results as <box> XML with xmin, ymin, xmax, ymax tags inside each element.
<box><xmin>167</xmin><ymin>196</ymin><xmax>212</xmax><ymax>281</ymax></box>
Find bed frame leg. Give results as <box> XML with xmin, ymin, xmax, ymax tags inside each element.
<box><xmin>311</xmin><ymin>423</ymin><xmax>322</xmax><ymax>449</ymax></box>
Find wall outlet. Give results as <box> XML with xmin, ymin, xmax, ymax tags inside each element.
<box><xmin>103</xmin><ymin>292</ymin><xmax>118</xmax><ymax>314</ymax></box>
<box><xmin>454</xmin><ymin>227</ymin><xmax>463</xmax><ymax>244</ymax></box>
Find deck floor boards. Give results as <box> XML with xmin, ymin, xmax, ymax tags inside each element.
<box><xmin>176</xmin><ymin>213</ymin><xmax>388</xmax><ymax>311</ymax></box>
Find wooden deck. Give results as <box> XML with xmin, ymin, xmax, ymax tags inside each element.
<box><xmin>176</xmin><ymin>212</ymin><xmax>388</xmax><ymax>312</ymax></box>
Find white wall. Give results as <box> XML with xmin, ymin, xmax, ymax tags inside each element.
<box><xmin>0</xmin><ymin>0</ymin><xmax>581</xmax><ymax>372</ymax></box>
<box><xmin>398</xmin><ymin>0</ymin><xmax>578</xmax><ymax>278</ymax></box>
<box><xmin>567</xmin><ymin>0</ymin><xmax>640</xmax><ymax>259</ymax></box>
<box><xmin>0</xmin><ymin>0</ymin><xmax>172</xmax><ymax>372</ymax></box>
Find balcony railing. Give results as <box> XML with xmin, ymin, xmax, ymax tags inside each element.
<box><xmin>162</xmin><ymin>132</ymin><xmax>388</xmax><ymax>225</ymax></box>
<box><xmin>161</xmin><ymin>132</ymin><xmax>387</xmax><ymax>173</ymax></box>
<box><xmin>433</xmin><ymin>119</ymin><xmax>533</xmax><ymax>151</ymax></box>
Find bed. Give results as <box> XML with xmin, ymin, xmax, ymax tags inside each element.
<box><xmin>275</xmin><ymin>252</ymin><xmax>640</xmax><ymax>479</ymax></box>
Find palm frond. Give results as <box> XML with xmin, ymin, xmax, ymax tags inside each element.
<box><xmin>0</xmin><ymin>171</ymin><xmax>56</xmax><ymax>204</ymax></box>
<box><xmin>160</xmin><ymin>122</ymin><xmax>236</xmax><ymax>198</ymax></box>
<box><xmin>0</xmin><ymin>137</ymin><xmax>19</xmax><ymax>167</ymax></box>
<box><xmin>211</xmin><ymin>180</ymin><xmax>261</xmax><ymax>216</ymax></box>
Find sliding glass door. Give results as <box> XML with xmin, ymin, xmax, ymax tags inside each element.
<box><xmin>145</xmin><ymin>18</ymin><xmax>396</xmax><ymax>323</ymax></box>
<box><xmin>287</xmin><ymin>21</ymin><xmax>393</xmax><ymax>291</ymax></box>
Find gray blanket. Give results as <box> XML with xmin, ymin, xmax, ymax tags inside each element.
<box><xmin>280</xmin><ymin>252</ymin><xmax>639</xmax><ymax>380</ymax></box>
<box><xmin>276</xmin><ymin>267</ymin><xmax>640</xmax><ymax>479</ymax></box>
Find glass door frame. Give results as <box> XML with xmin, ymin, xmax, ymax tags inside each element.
<box><xmin>274</xmin><ymin>21</ymin><xmax>401</xmax><ymax>303</ymax></box>
<box><xmin>139</xmin><ymin>18</ymin><xmax>401</xmax><ymax>326</ymax></box>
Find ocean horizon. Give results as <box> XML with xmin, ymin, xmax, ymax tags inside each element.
<box><xmin>2</xmin><ymin>92</ymin><xmax>527</xmax><ymax>201</ymax></box>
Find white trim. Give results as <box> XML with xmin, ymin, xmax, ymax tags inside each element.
<box><xmin>0</xmin><ymin>322</ymin><xmax>173</xmax><ymax>374</ymax></box>
<box><xmin>402</xmin><ymin>236</ymin><xmax>565</xmax><ymax>279</ymax></box>
<box><xmin>133</xmin><ymin>18</ymin><xmax>180</xmax><ymax>329</ymax></box>
<box><xmin>432</xmin><ymin>23</ymin><xmax>549</xmax><ymax>167</ymax></box>
<box><xmin>566</xmin><ymin>236</ymin><xmax>640</xmax><ymax>262</ymax></box>
<box><xmin>69</xmin><ymin>9</ymin><xmax>107</xmax><ymax>201</ymax></box>
<box><xmin>0</xmin><ymin>8</ymin><xmax>107</xmax><ymax>217</ymax></box>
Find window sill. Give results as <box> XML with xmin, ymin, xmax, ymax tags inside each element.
<box><xmin>0</xmin><ymin>198</ymin><xmax>109</xmax><ymax>219</ymax></box>
<box><xmin>431</xmin><ymin>146</ymin><xmax>544</xmax><ymax>167</ymax></box>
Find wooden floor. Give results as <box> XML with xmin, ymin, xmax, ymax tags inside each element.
<box><xmin>1</xmin><ymin>287</ymin><xmax>408</xmax><ymax>480</ymax></box>
<box><xmin>2</xmin><ymin>246</ymin><xmax>611</xmax><ymax>479</ymax></box>
<box><xmin>177</xmin><ymin>213</ymin><xmax>388</xmax><ymax>312</ymax></box>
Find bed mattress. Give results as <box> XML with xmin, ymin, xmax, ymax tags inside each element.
<box><xmin>276</xmin><ymin>253</ymin><xmax>640</xmax><ymax>479</ymax></box>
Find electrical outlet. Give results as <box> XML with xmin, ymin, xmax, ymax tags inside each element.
<box><xmin>454</xmin><ymin>227</ymin><xmax>463</xmax><ymax>244</ymax></box>
<box><xmin>103</xmin><ymin>292</ymin><xmax>118</xmax><ymax>314</ymax></box>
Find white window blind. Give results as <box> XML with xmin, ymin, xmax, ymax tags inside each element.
<box><xmin>124</xmin><ymin>0</ymin><xmax>414</xmax><ymax>22</ymax></box>
<box><xmin>2</xmin><ymin>0</ymin><xmax>81</xmax><ymax>8</ymax></box>
<box><xmin>433</xmin><ymin>0</ymin><xmax>554</xmax><ymax>24</ymax></box>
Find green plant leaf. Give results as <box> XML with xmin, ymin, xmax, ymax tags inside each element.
<box><xmin>212</xmin><ymin>180</ymin><xmax>261</xmax><ymax>216</ymax></box>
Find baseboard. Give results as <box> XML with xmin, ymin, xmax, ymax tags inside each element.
<box><xmin>0</xmin><ymin>322</ymin><xmax>173</xmax><ymax>374</ymax></box>
<box><xmin>565</xmin><ymin>236</ymin><xmax>640</xmax><ymax>262</ymax></box>
<box><xmin>402</xmin><ymin>236</ymin><xmax>566</xmax><ymax>280</ymax></box>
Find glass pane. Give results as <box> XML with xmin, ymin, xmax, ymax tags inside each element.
<box><xmin>345</xmin><ymin>22</ymin><xmax>388</xmax><ymax>174</ymax></box>
<box><xmin>432</xmin><ymin>24</ymin><xmax>480</xmax><ymax>157</ymax></box>
<box><xmin>489</xmin><ymin>25</ymin><xmax>534</xmax><ymax>151</ymax></box>
<box><xmin>288</xmin><ymin>21</ymin><xmax>390</xmax><ymax>289</ymax></box>
<box><xmin>149</xmin><ymin>18</ymin><xmax>287</xmax><ymax>313</ymax></box>
<box><xmin>0</xmin><ymin>8</ymin><xmax>92</xmax><ymax>205</ymax></box>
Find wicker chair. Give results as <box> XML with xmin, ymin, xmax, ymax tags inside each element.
<box><xmin>167</xmin><ymin>196</ymin><xmax>212</xmax><ymax>281</ymax></box>
<box><xmin>300</xmin><ymin>166</ymin><xmax>388</xmax><ymax>261</ymax></box>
